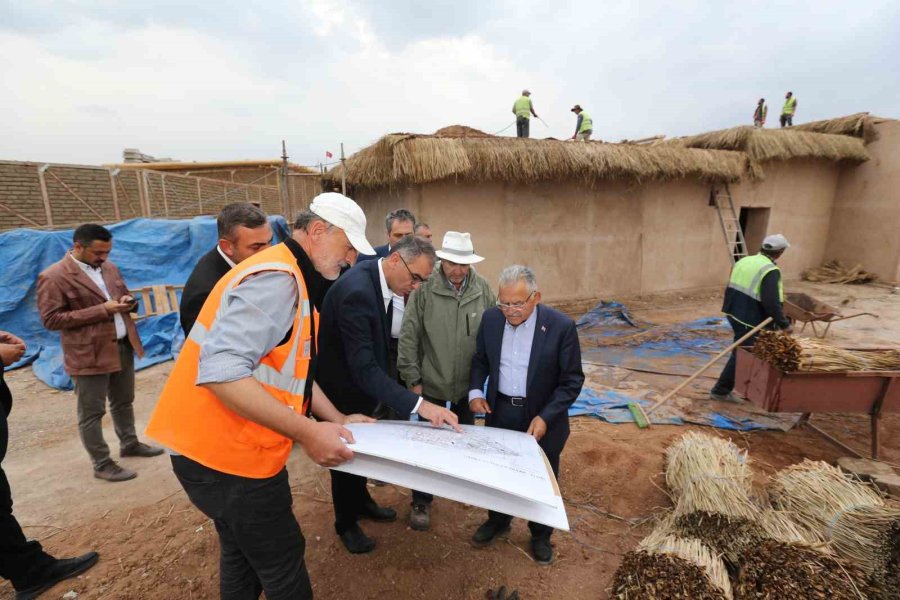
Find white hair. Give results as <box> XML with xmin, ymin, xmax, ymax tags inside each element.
<box><xmin>498</xmin><ymin>265</ymin><xmax>537</xmax><ymax>293</ymax></box>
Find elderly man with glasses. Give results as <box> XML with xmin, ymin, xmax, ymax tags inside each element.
<box><xmin>468</xmin><ymin>265</ymin><xmax>584</xmax><ymax>565</ymax></box>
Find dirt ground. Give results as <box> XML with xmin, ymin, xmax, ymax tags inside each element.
<box><xmin>2</xmin><ymin>280</ymin><xmax>898</xmax><ymax>599</ymax></box>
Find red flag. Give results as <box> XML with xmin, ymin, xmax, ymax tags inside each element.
<box><xmin>325</xmin><ymin>151</ymin><xmax>333</xmax><ymax>159</ymax></box>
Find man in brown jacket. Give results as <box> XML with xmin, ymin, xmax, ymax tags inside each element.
<box><xmin>37</xmin><ymin>224</ymin><xmax>163</xmax><ymax>483</ymax></box>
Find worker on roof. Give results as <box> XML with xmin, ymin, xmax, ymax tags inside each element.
<box><xmin>512</xmin><ymin>90</ymin><xmax>538</xmax><ymax>138</ymax></box>
<box><xmin>780</xmin><ymin>92</ymin><xmax>797</xmax><ymax>128</ymax></box>
<box><xmin>753</xmin><ymin>98</ymin><xmax>767</xmax><ymax>128</ymax></box>
<box><xmin>570</xmin><ymin>105</ymin><xmax>592</xmax><ymax>141</ymax></box>
<box><xmin>711</xmin><ymin>234</ymin><xmax>793</xmax><ymax>403</ymax></box>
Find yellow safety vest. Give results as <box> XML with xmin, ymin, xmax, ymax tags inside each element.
<box><xmin>513</xmin><ymin>96</ymin><xmax>532</xmax><ymax>119</ymax></box>
<box><xmin>782</xmin><ymin>97</ymin><xmax>797</xmax><ymax>115</ymax></box>
<box><xmin>727</xmin><ymin>253</ymin><xmax>784</xmax><ymax>303</ymax></box>
<box><xmin>578</xmin><ymin>111</ymin><xmax>593</xmax><ymax>133</ymax></box>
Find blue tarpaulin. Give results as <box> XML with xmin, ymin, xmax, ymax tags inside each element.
<box><xmin>0</xmin><ymin>216</ymin><xmax>288</xmax><ymax>390</ymax></box>
<box><xmin>570</xmin><ymin>301</ymin><xmax>795</xmax><ymax>431</ymax></box>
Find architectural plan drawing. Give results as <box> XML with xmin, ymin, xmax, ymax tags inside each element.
<box><xmin>331</xmin><ymin>421</ymin><xmax>569</xmax><ymax>530</ymax></box>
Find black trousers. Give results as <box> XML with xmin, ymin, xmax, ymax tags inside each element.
<box><xmin>330</xmin><ymin>470</ymin><xmax>380</xmax><ymax>534</ymax></box>
<box><xmin>372</xmin><ymin>338</ymin><xmax>402</xmax><ymax>421</ymax></box>
<box><xmin>485</xmin><ymin>396</ymin><xmax>559</xmax><ymax>540</ymax></box>
<box><xmin>412</xmin><ymin>397</ymin><xmax>475</xmax><ymax>505</ymax></box>
<box><xmin>516</xmin><ymin>117</ymin><xmax>530</xmax><ymax>138</ymax></box>
<box><xmin>172</xmin><ymin>455</ymin><xmax>312</xmax><ymax>600</ymax></box>
<box><xmin>711</xmin><ymin>316</ymin><xmax>758</xmax><ymax>396</ymax></box>
<box><xmin>0</xmin><ymin>383</ymin><xmax>55</xmax><ymax>591</ymax></box>
<box><xmin>780</xmin><ymin>113</ymin><xmax>793</xmax><ymax>127</ymax></box>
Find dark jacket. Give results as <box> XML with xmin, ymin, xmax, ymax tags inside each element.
<box><xmin>722</xmin><ymin>261</ymin><xmax>790</xmax><ymax>330</ymax></box>
<box><xmin>316</xmin><ymin>260</ymin><xmax>419</xmax><ymax>416</ymax></box>
<box><xmin>179</xmin><ymin>247</ymin><xmax>231</xmax><ymax>337</ymax></box>
<box><xmin>356</xmin><ymin>244</ymin><xmax>389</xmax><ymax>263</ymax></box>
<box><xmin>37</xmin><ymin>254</ymin><xmax>144</xmax><ymax>376</ymax></box>
<box><xmin>470</xmin><ymin>304</ymin><xmax>584</xmax><ymax>458</ymax></box>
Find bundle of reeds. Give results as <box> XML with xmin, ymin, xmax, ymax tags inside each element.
<box><xmin>751</xmin><ymin>331</ymin><xmax>894</xmax><ymax>373</ymax></box>
<box><xmin>770</xmin><ymin>460</ymin><xmax>900</xmax><ymax>592</ymax></box>
<box><xmin>802</xmin><ymin>260</ymin><xmax>878</xmax><ymax>284</ymax></box>
<box><xmin>665</xmin><ymin>431</ymin><xmax>753</xmax><ymax>496</ymax></box>
<box><xmin>611</xmin><ymin>526</ymin><xmax>733</xmax><ymax>600</ymax></box>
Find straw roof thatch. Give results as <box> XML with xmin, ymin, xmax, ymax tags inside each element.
<box><xmin>327</xmin><ymin>134</ymin><xmax>748</xmax><ymax>189</ymax></box>
<box><xmin>670</xmin><ymin>126</ymin><xmax>870</xmax><ymax>164</ymax></box>
<box><xmin>792</xmin><ymin>112</ymin><xmax>878</xmax><ymax>142</ymax></box>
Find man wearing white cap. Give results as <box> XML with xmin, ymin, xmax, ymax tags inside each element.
<box><xmin>398</xmin><ymin>232</ymin><xmax>497</xmax><ymax>531</ymax></box>
<box><xmin>711</xmin><ymin>234</ymin><xmax>793</xmax><ymax>402</ymax></box>
<box><xmin>146</xmin><ymin>192</ymin><xmax>378</xmax><ymax>599</ymax></box>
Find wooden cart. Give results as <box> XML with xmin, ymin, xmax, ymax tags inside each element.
<box><xmin>735</xmin><ymin>348</ymin><xmax>899</xmax><ymax>459</ymax></box>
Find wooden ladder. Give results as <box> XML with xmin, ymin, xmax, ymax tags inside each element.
<box><xmin>710</xmin><ymin>184</ymin><xmax>747</xmax><ymax>265</ymax></box>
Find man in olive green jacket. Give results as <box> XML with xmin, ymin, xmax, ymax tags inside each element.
<box><xmin>398</xmin><ymin>231</ymin><xmax>496</xmax><ymax>531</ymax></box>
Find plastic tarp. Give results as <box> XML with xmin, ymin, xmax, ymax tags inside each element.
<box><xmin>0</xmin><ymin>216</ymin><xmax>288</xmax><ymax>390</ymax></box>
<box><xmin>570</xmin><ymin>301</ymin><xmax>794</xmax><ymax>431</ymax></box>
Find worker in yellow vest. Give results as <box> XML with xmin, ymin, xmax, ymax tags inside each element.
<box><xmin>570</xmin><ymin>104</ymin><xmax>593</xmax><ymax>141</ymax></box>
<box><xmin>711</xmin><ymin>234</ymin><xmax>793</xmax><ymax>402</ymax></box>
<box><xmin>512</xmin><ymin>89</ymin><xmax>538</xmax><ymax>138</ymax></box>
<box><xmin>753</xmin><ymin>98</ymin><xmax>767</xmax><ymax>128</ymax></box>
<box><xmin>780</xmin><ymin>91</ymin><xmax>797</xmax><ymax>127</ymax></box>
<box><xmin>146</xmin><ymin>193</ymin><xmax>378</xmax><ymax>599</ymax></box>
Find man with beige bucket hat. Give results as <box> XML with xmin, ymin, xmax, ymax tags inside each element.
<box><xmin>398</xmin><ymin>231</ymin><xmax>496</xmax><ymax>531</ymax></box>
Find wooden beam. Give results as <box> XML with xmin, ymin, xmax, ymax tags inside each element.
<box><xmin>0</xmin><ymin>201</ymin><xmax>42</xmax><ymax>227</ymax></box>
<box><xmin>37</xmin><ymin>164</ymin><xmax>54</xmax><ymax>227</ymax></box>
<box><xmin>108</xmin><ymin>169</ymin><xmax>121</xmax><ymax>221</ymax></box>
<box><xmin>160</xmin><ymin>174</ymin><xmax>169</xmax><ymax>217</ymax></box>
<box><xmin>46</xmin><ymin>169</ymin><xmax>104</xmax><ymax>221</ymax></box>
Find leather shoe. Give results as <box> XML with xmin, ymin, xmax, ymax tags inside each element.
<box><xmin>531</xmin><ymin>537</ymin><xmax>554</xmax><ymax>565</ymax></box>
<box><xmin>360</xmin><ymin>501</ymin><xmax>396</xmax><ymax>522</ymax></box>
<box><xmin>94</xmin><ymin>461</ymin><xmax>137</xmax><ymax>482</ymax></box>
<box><xmin>120</xmin><ymin>441</ymin><xmax>165</xmax><ymax>458</ymax></box>
<box><xmin>15</xmin><ymin>552</ymin><xmax>99</xmax><ymax>600</ymax></box>
<box><xmin>339</xmin><ymin>525</ymin><xmax>375</xmax><ymax>554</ymax></box>
<box><xmin>471</xmin><ymin>518</ymin><xmax>511</xmax><ymax>547</ymax></box>
<box><xmin>409</xmin><ymin>502</ymin><xmax>430</xmax><ymax>531</ymax></box>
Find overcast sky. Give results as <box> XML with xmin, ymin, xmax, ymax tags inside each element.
<box><xmin>2</xmin><ymin>0</ymin><xmax>897</xmax><ymax>167</ymax></box>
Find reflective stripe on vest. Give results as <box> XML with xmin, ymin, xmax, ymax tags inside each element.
<box><xmin>782</xmin><ymin>97</ymin><xmax>796</xmax><ymax>115</ymax></box>
<box><xmin>146</xmin><ymin>243</ymin><xmax>314</xmax><ymax>479</ymax></box>
<box><xmin>726</xmin><ymin>253</ymin><xmax>783</xmax><ymax>302</ymax></box>
<box><xmin>514</xmin><ymin>96</ymin><xmax>532</xmax><ymax>119</ymax></box>
<box><xmin>579</xmin><ymin>111</ymin><xmax>593</xmax><ymax>133</ymax></box>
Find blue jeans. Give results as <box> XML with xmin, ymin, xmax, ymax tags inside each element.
<box><xmin>516</xmin><ymin>117</ymin><xmax>530</xmax><ymax>138</ymax></box>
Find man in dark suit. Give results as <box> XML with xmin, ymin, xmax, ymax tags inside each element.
<box><xmin>468</xmin><ymin>265</ymin><xmax>584</xmax><ymax>565</ymax></box>
<box><xmin>1</xmin><ymin>331</ymin><xmax>100</xmax><ymax>598</ymax></box>
<box><xmin>316</xmin><ymin>235</ymin><xmax>461</xmax><ymax>554</ymax></box>
<box><xmin>356</xmin><ymin>208</ymin><xmax>416</xmax><ymax>263</ymax></box>
<box><xmin>179</xmin><ymin>203</ymin><xmax>272</xmax><ymax>336</ymax></box>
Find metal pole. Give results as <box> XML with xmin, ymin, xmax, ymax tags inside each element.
<box><xmin>280</xmin><ymin>140</ymin><xmax>290</xmax><ymax>217</ymax></box>
<box><xmin>340</xmin><ymin>142</ymin><xmax>346</xmax><ymax>195</ymax></box>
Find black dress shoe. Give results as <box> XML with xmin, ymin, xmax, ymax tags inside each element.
<box><xmin>360</xmin><ymin>501</ymin><xmax>397</xmax><ymax>522</ymax></box>
<box><xmin>120</xmin><ymin>441</ymin><xmax>165</xmax><ymax>458</ymax></box>
<box><xmin>531</xmin><ymin>537</ymin><xmax>554</xmax><ymax>565</ymax></box>
<box><xmin>471</xmin><ymin>518</ymin><xmax>511</xmax><ymax>547</ymax></box>
<box><xmin>15</xmin><ymin>552</ymin><xmax>100</xmax><ymax>600</ymax></box>
<box><xmin>339</xmin><ymin>525</ymin><xmax>376</xmax><ymax>554</ymax></box>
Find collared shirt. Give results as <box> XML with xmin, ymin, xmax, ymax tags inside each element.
<box><xmin>70</xmin><ymin>254</ymin><xmax>126</xmax><ymax>339</ymax></box>
<box><xmin>377</xmin><ymin>258</ymin><xmax>422</xmax><ymax>414</ymax></box>
<box><xmin>446</xmin><ymin>272</ymin><xmax>468</xmax><ymax>297</ymax></box>
<box><xmin>468</xmin><ymin>307</ymin><xmax>537</xmax><ymax>401</ymax></box>
<box><xmin>216</xmin><ymin>245</ymin><xmax>237</xmax><ymax>269</ymax></box>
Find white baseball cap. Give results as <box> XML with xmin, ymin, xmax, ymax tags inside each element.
<box><xmin>309</xmin><ymin>192</ymin><xmax>376</xmax><ymax>256</ymax></box>
<box><xmin>435</xmin><ymin>231</ymin><xmax>484</xmax><ymax>265</ymax></box>
<box><xmin>762</xmin><ymin>234</ymin><xmax>790</xmax><ymax>251</ymax></box>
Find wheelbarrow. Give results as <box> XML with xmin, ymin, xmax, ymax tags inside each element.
<box><xmin>784</xmin><ymin>292</ymin><xmax>877</xmax><ymax>338</ymax></box>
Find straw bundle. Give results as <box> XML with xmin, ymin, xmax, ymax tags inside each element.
<box><xmin>802</xmin><ymin>260</ymin><xmax>878</xmax><ymax>284</ymax></box>
<box><xmin>671</xmin><ymin>127</ymin><xmax>870</xmax><ymax>164</ymax></box>
<box><xmin>752</xmin><ymin>331</ymin><xmax>900</xmax><ymax>373</ymax></box>
<box><xmin>793</xmin><ymin>113</ymin><xmax>878</xmax><ymax>143</ymax></box>
<box><xmin>770</xmin><ymin>460</ymin><xmax>900</xmax><ymax>591</ymax></box>
<box><xmin>612</xmin><ymin>526</ymin><xmax>733</xmax><ymax>600</ymax></box>
<box><xmin>665</xmin><ymin>431</ymin><xmax>753</xmax><ymax>496</ymax></box>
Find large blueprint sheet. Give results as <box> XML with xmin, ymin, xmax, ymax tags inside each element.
<box><xmin>331</xmin><ymin>421</ymin><xmax>569</xmax><ymax>530</ymax></box>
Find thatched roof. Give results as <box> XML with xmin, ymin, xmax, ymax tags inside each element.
<box><xmin>669</xmin><ymin>126</ymin><xmax>870</xmax><ymax>163</ymax></box>
<box><xmin>791</xmin><ymin>113</ymin><xmax>878</xmax><ymax>142</ymax></box>
<box><xmin>327</xmin><ymin>134</ymin><xmax>748</xmax><ymax>189</ymax></box>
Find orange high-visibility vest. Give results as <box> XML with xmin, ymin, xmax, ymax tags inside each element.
<box><xmin>146</xmin><ymin>243</ymin><xmax>315</xmax><ymax>478</ymax></box>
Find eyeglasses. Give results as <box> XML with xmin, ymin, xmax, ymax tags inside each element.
<box><xmin>497</xmin><ymin>291</ymin><xmax>535</xmax><ymax>311</ymax></box>
<box><xmin>397</xmin><ymin>253</ymin><xmax>426</xmax><ymax>284</ymax></box>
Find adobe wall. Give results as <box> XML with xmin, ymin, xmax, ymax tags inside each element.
<box><xmin>354</xmin><ymin>157</ymin><xmax>843</xmax><ymax>302</ymax></box>
<box><xmin>826</xmin><ymin>120</ymin><xmax>900</xmax><ymax>282</ymax></box>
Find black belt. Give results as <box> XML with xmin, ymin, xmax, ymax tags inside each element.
<box><xmin>497</xmin><ymin>393</ymin><xmax>526</xmax><ymax>407</ymax></box>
